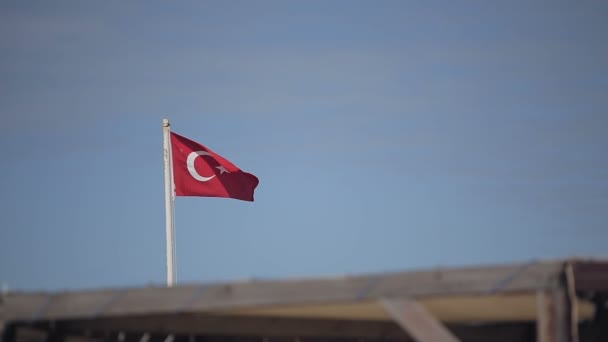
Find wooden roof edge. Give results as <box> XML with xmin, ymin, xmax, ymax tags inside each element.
<box><xmin>2</xmin><ymin>258</ymin><xmax>574</xmax><ymax>296</ymax></box>
<box><xmin>2</xmin><ymin>257</ymin><xmax>605</xmax><ymax>322</ymax></box>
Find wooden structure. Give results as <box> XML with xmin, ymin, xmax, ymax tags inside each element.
<box><xmin>1</xmin><ymin>259</ymin><xmax>607</xmax><ymax>342</ymax></box>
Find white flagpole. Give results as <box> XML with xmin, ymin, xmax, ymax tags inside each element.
<box><xmin>162</xmin><ymin>119</ymin><xmax>176</xmax><ymax>286</ymax></box>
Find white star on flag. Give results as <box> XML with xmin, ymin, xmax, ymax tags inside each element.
<box><xmin>216</xmin><ymin>165</ymin><xmax>229</xmax><ymax>174</ymax></box>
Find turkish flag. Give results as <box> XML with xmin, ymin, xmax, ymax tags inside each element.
<box><xmin>170</xmin><ymin>132</ymin><xmax>259</xmax><ymax>201</ymax></box>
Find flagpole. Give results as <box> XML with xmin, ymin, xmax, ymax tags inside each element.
<box><xmin>162</xmin><ymin>118</ymin><xmax>176</xmax><ymax>286</ymax></box>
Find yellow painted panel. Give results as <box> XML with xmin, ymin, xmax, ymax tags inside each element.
<box><xmin>220</xmin><ymin>294</ymin><xmax>595</xmax><ymax>323</ymax></box>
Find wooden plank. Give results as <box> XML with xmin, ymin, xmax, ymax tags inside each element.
<box><xmin>564</xmin><ymin>263</ymin><xmax>580</xmax><ymax>342</ymax></box>
<box><xmin>381</xmin><ymin>298</ymin><xmax>460</xmax><ymax>342</ymax></box>
<box><xmin>537</xmin><ymin>291</ymin><xmax>553</xmax><ymax>342</ymax></box>
<box><xmin>222</xmin><ymin>294</ymin><xmax>595</xmax><ymax>323</ymax></box>
<box><xmin>536</xmin><ymin>290</ymin><xmax>571</xmax><ymax>342</ymax></box>
<box><xmin>3</xmin><ymin>261</ymin><xmax>564</xmax><ymax>321</ymax></box>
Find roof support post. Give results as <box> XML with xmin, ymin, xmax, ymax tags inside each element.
<box><xmin>380</xmin><ymin>298</ymin><xmax>460</xmax><ymax>342</ymax></box>
<box><xmin>536</xmin><ymin>288</ymin><xmax>573</xmax><ymax>342</ymax></box>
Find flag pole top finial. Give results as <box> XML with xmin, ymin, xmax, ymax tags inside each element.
<box><xmin>163</xmin><ymin>119</ymin><xmax>170</xmax><ymax>127</ymax></box>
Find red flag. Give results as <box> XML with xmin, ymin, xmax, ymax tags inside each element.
<box><xmin>170</xmin><ymin>132</ymin><xmax>259</xmax><ymax>201</ymax></box>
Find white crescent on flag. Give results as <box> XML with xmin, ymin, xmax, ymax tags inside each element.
<box><xmin>186</xmin><ymin>151</ymin><xmax>216</xmax><ymax>182</ymax></box>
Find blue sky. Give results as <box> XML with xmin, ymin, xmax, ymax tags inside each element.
<box><xmin>1</xmin><ymin>1</ymin><xmax>607</xmax><ymax>291</ymax></box>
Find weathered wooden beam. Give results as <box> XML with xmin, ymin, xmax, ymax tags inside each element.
<box><xmin>536</xmin><ymin>289</ymin><xmax>571</xmax><ymax>342</ymax></box>
<box><xmin>4</xmin><ymin>261</ymin><xmax>564</xmax><ymax>322</ymax></box>
<box><xmin>381</xmin><ymin>298</ymin><xmax>460</xmax><ymax>342</ymax></box>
